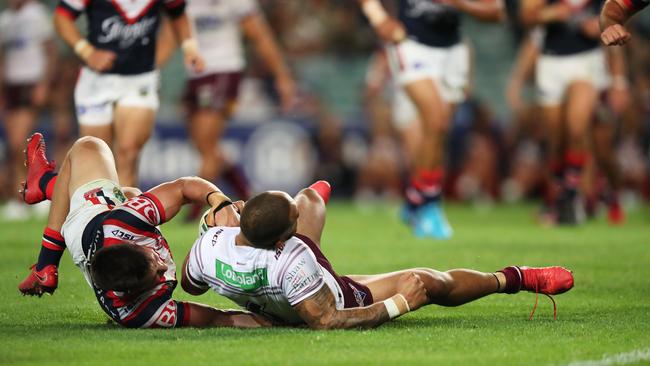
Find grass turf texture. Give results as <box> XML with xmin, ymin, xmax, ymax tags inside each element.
<box><xmin>1</xmin><ymin>203</ymin><xmax>649</xmax><ymax>366</ymax></box>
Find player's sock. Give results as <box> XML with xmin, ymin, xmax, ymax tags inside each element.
<box><xmin>498</xmin><ymin>266</ymin><xmax>523</xmax><ymax>294</ymax></box>
<box><xmin>35</xmin><ymin>228</ymin><xmax>65</xmax><ymax>271</ymax></box>
<box><xmin>409</xmin><ymin>168</ymin><xmax>444</xmax><ymax>203</ymax></box>
<box><xmin>309</xmin><ymin>180</ymin><xmax>331</xmax><ymax>204</ymax></box>
<box><xmin>563</xmin><ymin>150</ymin><xmax>588</xmax><ymax>195</ymax></box>
<box><xmin>40</xmin><ymin>171</ymin><xmax>58</xmax><ymax>201</ymax></box>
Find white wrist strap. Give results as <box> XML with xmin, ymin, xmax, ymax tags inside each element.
<box><xmin>383</xmin><ymin>294</ymin><xmax>410</xmax><ymax>319</ymax></box>
<box><xmin>181</xmin><ymin>38</ymin><xmax>199</xmax><ymax>55</ymax></box>
<box><xmin>74</xmin><ymin>39</ymin><xmax>93</xmax><ymax>60</ymax></box>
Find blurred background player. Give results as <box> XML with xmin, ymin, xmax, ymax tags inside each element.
<box><xmin>157</xmin><ymin>0</ymin><xmax>296</xmax><ymax>218</ymax></box>
<box><xmin>358</xmin><ymin>0</ymin><xmax>504</xmax><ymax>238</ymax></box>
<box><xmin>0</xmin><ymin>0</ymin><xmax>55</xmax><ymax>220</ymax></box>
<box><xmin>53</xmin><ymin>0</ymin><xmax>204</xmax><ymax>187</ymax></box>
<box><xmin>520</xmin><ymin>0</ymin><xmax>628</xmax><ymax>225</ymax></box>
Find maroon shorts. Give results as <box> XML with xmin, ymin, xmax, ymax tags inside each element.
<box><xmin>2</xmin><ymin>83</ymin><xmax>36</xmax><ymax>110</ymax></box>
<box><xmin>183</xmin><ymin>72</ymin><xmax>243</xmax><ymax>114</ymax></box>
<box><xmin>295</xmin><ymin>233</ymin><xmax>374</xmax><ymax>308</ymax></box>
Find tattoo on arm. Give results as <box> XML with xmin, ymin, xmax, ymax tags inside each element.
<box><xmin>293</xmin><ymin>286</ymin><xmax>390</xmax><ymax>330</ymax></box>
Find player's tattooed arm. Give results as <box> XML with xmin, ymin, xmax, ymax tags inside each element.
<box><xmin>294</xmin><ymin>286</ymin><xmax>390</xmax><ymax>330</ymax></box>
<box><xmin>294</xmin><ymin>272</ymin><xmax>428</xmax><ymax>330</ymax></box>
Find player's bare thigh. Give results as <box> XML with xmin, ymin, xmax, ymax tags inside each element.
<box><xmin>67</xmin><ymin>136</ymin><xmax>119</xmax><ymax>195</ymax></box>
<box><xmin>348</xmin><ymin>268</ymin><xmax>451</xmax><ymax>303</ymax></box>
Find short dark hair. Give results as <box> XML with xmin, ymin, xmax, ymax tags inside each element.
<box><xmin>90</xmin><ymin>244</ymin><xmax>152</xmax><ymax>293</ymax></box>
<box><xmin>240</xmin><ymin>192</ymin><xmax>295</xmax><ymax>249</ymax></box>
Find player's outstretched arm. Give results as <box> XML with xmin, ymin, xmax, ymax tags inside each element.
<box><xmin>183</xmin><ymin>302</ymin><xmax>272</xmax><ymax>328</ymax></box>
<box><xmin>147</xmin><ymin>177</ymin><xmax>230</xmax><ymax>222</ymax></box>
<box><xmin>293</xmin><ymin>273</ymin><xmax>428</xmax><ymax>330</ymax></box>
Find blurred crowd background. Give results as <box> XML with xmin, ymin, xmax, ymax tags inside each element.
<box><xmin>1</xmin><ymin>0</ymin><xmax>649</xmax><ymax>221</ymax></box>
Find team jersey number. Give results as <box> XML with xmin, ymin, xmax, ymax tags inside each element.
<box><xmin>123</xmin><ymin>197</ymin><xmax>159</xmax><ymax>224</ymax></box>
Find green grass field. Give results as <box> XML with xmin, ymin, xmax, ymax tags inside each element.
<box><xmin>1</xmin><ymin>203</ymin><xmax>649</xmax><ymax>366</ymax></box>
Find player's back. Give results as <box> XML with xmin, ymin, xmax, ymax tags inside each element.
<box><xmin>187</xmin><ymin>227</ymin><xmax>336</xmax><ymax>325</ymax></box>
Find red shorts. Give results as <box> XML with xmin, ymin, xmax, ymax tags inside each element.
<box><xmin>183</xmin><ymin>72</ymin><xmax>243</xmax><ymax>114</ymax></box>
<box><xmin>295</xmin><ymin>233</ymin><xmax>374</xmax><ymax>308</ymax></box>
<box><xmin>2</xmin><ymin>83</ymin><xmax>36</xmax><ymax>110</ymax></box>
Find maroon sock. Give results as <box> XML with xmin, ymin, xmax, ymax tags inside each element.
<box><xmin>498</xmin><ymin>266</ymin><xmax>523</xmax><ymax>294</ymax></box>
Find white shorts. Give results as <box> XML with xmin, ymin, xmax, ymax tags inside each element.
<box><xmin>74</xmin><ymin>67</ymin><xmax>160</xmax><ymax>126</ymax></box>
<box><xmin>386</xmin><ymin>39</ymin><xmax>470</xmax><ymax>104</ymax></box>
<box><xmin>61</xmin><ymin>179</ymin><xmax>126</xmax><ymax>286</ymax></box>
<box><xmin>536</xmin><ymin>48</ymin><xmax>610</xmax><ymax>106</ymax></box>
<box><xmin>391</xmin><ymin>88</ymin><xmax>418</xmax><ymax>130</ymax></box>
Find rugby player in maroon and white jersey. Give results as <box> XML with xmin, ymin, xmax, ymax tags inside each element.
<box><xmin>53</xmin><ymin>0</ymin><xmax>204</xmax><ymax>187</ymax></box>
<box><xmin>600</xmin><ymin>0</ymin><xmax>649</xmax><ymax>45</ymax></box>
<box><xmin>17</xmin><ymin>133</ymin><xmax>268</xmax><ymax>328</ymax></box>
<box><xmin>156</xmin><ymin>0</ymin><xmax>295</xmax><ymax>209</ymax></box>
<box><xmin>184</xmin><ymin>182</ymin><xmax>575</xmax><ymax>329</ymax></box>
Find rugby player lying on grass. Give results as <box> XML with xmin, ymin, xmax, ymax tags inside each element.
<box><xmin>17</xmin><ymin>133</ymin><xmax>269</xmax><ymax>328</ymax></box>
<box><xmin>182</xmin><ymin>182</ymin><xmax>575</xmax><ymax>329</ymax></box>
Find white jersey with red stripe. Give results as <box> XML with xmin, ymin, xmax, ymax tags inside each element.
<box><xmin>186</xmin><ymin>226</ymin><xmax>345</xmax><ymax>325</ymax></box>
<box><xmin>186</xmin><ymin>0</ymin><xmax>258</xmax><ymax>76</ymax></box>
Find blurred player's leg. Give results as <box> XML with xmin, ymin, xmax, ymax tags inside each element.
<box><xmin>79</xmin><ymin>124</ymin><xmax>113</xmax><ymax>147</ymax></box>
<box><xmin>113</xmin><ymin>105</ymin><xmax>155</xmax><ymax>187</ymax></box>
<box><xmin>540</xmin><ymin>105</ymin><xmax>564</xmax><ymax>225</ymax></box>
<box><xmin>560</xmin><ymin>81</ymin><xmax>598</xmax><ymax>224</ymax></box>
<box><xmin>592</xmin><ymin>119</ymin><xmax>624</xmax><ymax>224</ymax></box>
<box><xmin>1</xmin><ymin>107</ymin><xmax>37</xmax><ymax>220</ymax></box>
<box><xmin>402</xmin><ymin>78</ymin><xmax>453</xmax><ymax>239</ymax></box>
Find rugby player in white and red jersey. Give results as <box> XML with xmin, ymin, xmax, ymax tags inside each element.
<box><xmin>17</xmin><ymin>133</ymin><xmax>268</xmax><ymax>328</ymax></box>
<box><xmin>357</xmin><ymin>0</ymin><xmax>504</xmax><ymax>239</ymax></box>
<box><xmin>53</xmin><ymin>0</ymin><xmax>204</xmax><ymax>187</ymax></box>
<box><xmin>601</xmin><ymin>0</ymin><xmax>649</xmax><ymax>45</ymax></box>
<box><xmin>183</xmin><ymin>183</ymin><xmax>575</xmax><ymax>329</ymax></box>
<box><xmin>157</xmin><ymin>0</ymin><xmax>295</xmax><ymax>208</ymax></box>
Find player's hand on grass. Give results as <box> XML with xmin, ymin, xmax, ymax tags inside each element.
<box><xmin>601</xmin><ymin>24</ymin><xmax>632</xmax><ymax>46</ymax></box>
<box><xmin>375</xmin><ymin>18</ymin><xmax>406</xmax><ymax>44</ymax></box>
<box><xmin>396</xmin><ymin>273</ymin><xmax>428</xmax><ymax>311</ymax></box>
<box><xmin>85</xmin><ymin>49</ymin><xmax>117</xmax><ymax>72</ymax></box>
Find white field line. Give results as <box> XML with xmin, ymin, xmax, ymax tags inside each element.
<box><xmin>558</xmin><ymin>348</ymin><xmax>650</xmax><ymax>366</ymax></box>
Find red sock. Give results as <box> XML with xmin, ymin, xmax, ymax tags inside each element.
<box><xmin>45</xmin><ymin>174</ymin><xmax>57</xmax><ymax>200</ymax></box>
<box><xmin>411</xmin><ymin>168</ymin><xmax>444</xmax><ymax>197</ymax></box>
<box><xmin>36</xmin><ymin>228</ymin><xmax>65</xmax><ymax>271</ymax></box>
<box><xmin>309</xmin><ymin>181</ymin><xmax>331</xmax><ymax>204</ymax></box>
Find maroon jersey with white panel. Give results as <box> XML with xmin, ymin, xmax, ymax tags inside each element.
<box><xmin>80</xmin><ymin>192</ymin><xmax>189</xmax><ymax>328</ymax></box>
<box><xmin>55</xmin><ymin>0</ymin><xmax>186</xmax><ymax>75</ymax></box>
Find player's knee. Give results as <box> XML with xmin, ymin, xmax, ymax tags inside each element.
<box><xmin>297</xmin><ymin>188</ymin><xmax>324</xmax><ymax>206</ymax></box>
<box><xmin>115</xmin><ymin>142</ymin><xmax>142</xmax><ymax>163</ymax></box>
<box><xmin>416</xmin><ymin>268</ymin><xmax>452</xmax><ymax>300</ymax></box>
<box><xmin>72</xmin><ymin>136</ymin><xmax>109</xmax><ymax>154</ymax></box>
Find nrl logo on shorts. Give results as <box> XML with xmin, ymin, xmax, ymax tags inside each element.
<box><xmin>113</xmin><ymin>187</ymin><xmax>127</xmax><ymax>203</ymax></box>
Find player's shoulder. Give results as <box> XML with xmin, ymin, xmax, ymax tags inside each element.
<box><xmin>274</xmin><ymin>236</ymin><xmax>316</xmax><ymax>265</ymax></box>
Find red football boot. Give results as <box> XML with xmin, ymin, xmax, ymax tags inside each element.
<box><xmin>18</xmin><ymin>264</ymin><xmax>59</xmax><ymax>296</ymax></box>
<box><xmin>309</xmin><ymin>180</ymin><xmax>331</xmax><ymax>204</ymax></box>
<box><xmin>520</xmin><ymin>266</ymin><xmax>574</xmax><ymax>295</ymax></box>
<box><xmin>21</xmin><ymin>133</ymin><xmax>56</xmax><ymax>204</ymax></box>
